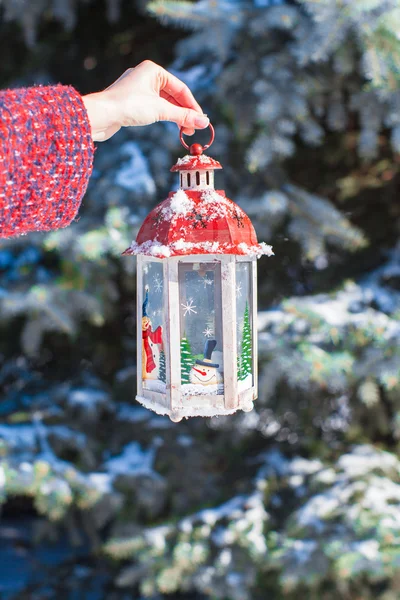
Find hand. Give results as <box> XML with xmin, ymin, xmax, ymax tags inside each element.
<box><xmin>82</xmin><ymin>60</ymin><xmax>209</xmax><ymax>142</ymax></box>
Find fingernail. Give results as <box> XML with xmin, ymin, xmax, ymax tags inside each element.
<box><xmin>194</xmin><ymin>115</ymin><xmax>210</xmax><ymax>128</ymax></box>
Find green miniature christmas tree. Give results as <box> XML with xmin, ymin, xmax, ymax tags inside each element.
<box><xmin>239</xmin><ymin>302</ymin><xmax>252</xmax><ymax>381</ymax></box>
<box><xmin>159</xmin><ymin>349</ymin><xmax>166</xmax><ymax>383</ymax></box>
<box><xmin>237</xmin><ymin>353</ymin><xmax>242</xmax><ymax>382</ymax></box>
<box><xmin>180</xmin><ymin>336</ymin><xmax>195</xmax><ymax>383</ymax></box>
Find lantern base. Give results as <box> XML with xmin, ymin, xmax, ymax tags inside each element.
<box><xmin>136</xmin><ymin>394</ymin><xmax>254</xmax><ymax>421</ymax></box>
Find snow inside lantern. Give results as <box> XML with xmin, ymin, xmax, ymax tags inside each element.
<box><xmin>123</xmin><ymin>125</ymin><xmax>273</xmax><ymax>421</ymax></box>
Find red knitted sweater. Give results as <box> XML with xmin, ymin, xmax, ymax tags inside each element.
<box><xmin>0</xmin><ymin>85</ymin><xmax>94</xmax><ymax>238</ymax></box>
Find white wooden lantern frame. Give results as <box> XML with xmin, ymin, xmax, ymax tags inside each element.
<box><xmin>136</xmin><ymin>253</ymin><xmax>258</xmax><ymax>422</ymax></box>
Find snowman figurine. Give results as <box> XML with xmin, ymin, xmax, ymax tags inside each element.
<box><xmin>190</xmin><ymin>339</ymin><xmax>223</xmax><ymax>387</ymax></box>
<box><xmin>142</xmin><ymin>286</ymin><xmax>163</xmax><ymax>381</ymax></box>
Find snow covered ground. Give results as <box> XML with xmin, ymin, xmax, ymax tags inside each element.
<box><xmin>143</xmin><ymin>379</ymin><xmax>166</xmax><ymax>393</ymax></box>
<box><xmin>238</xmin><ymin>374</ymin><xmax>253</xmax><ymax>392</ymax></box>
<box><xmin>182</xmin><ymin>383</ymin><xmax>224</xmax><ymax>396</ymax></box>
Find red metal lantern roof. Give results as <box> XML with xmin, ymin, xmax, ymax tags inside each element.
<box><xmin>170</xmin><ymin>153</ymin><xmax>223</xmax><ymax>172</ymax></box>
<box><xmin>123</xmin><ymin>189</ymin><xmax>273</xmax><ymax>258</ymax></box>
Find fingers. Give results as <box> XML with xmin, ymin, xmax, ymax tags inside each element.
<box><xmin>160</xmin><ymin>89</ymin><xmax>182</xmax><ymax>108</ymax></box>
<box><xmin>157</xmin><ymin>98</ymin><xmax>210</xmax><ymax>132</ymax></box>
<box><xmin>160</xmin><ymin>70</ymin><xmax>203</xmax><ymax>115</ymax></box>
<box><xmin>139</xmin><ymin>60</ymin><xmax>203</xmax><ymax>114</ymax></box>
<box><xmin>160</xmin><ymin>91</ymin><xmax>195</xmax><ymax>134</ymax></box>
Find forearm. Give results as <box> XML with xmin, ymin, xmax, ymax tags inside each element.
<box><xmin>0</xmin><ymin>85</ymin><xmax>94</xmax><ymax>238</ymax></box>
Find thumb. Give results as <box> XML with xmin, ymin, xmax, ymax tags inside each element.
<box><xmin>157</xmin><ymin>99</ymin><xmax>209</xmax><ymax>130</ymax></box>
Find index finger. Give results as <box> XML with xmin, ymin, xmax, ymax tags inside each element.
<box><xmin>159</xmin><ymin>69</ymin><xmax>203</xmax><ymax>115</ymax></box>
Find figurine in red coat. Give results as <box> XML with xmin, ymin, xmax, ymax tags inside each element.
<box><xmin>141</xmin><ymin>287</ymin><xmax>163</xmax><ymax>380</ymax></box>
<box><xmin>0</xmin><ymin>61</ymin><xmax>209</xmax><ymax>239</ymax></box>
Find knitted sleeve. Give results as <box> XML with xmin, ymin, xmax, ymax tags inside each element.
<box><xmin>0</xmin><ymin>84</ymin><xmax>94</xmax><ymax>238</ymax></box>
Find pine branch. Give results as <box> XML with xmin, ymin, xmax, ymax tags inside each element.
<box><xmin>147</xmin><ymin>0</ymin><xmax>214</xmax><ymax>30</ymax></box>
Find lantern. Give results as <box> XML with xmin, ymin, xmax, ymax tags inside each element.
<box><xmin>123</xmin><ymin>125</ymin><xmax>273</xmax><ymax>422</ymax></box>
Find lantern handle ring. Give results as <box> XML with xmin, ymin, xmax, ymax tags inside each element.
<box><xmin>180</xmin><ymin>123</ymin><xmax>215</xmax><ymax>154</ymax></box>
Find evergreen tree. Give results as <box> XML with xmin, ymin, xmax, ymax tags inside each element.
<box><xmin>180</xmin><ymin>336</ymin><xmax>194</xmax><ymax>383</ymax></box>
<box><xmin>4</xmin><ymin>4</ymin><xmax>400</xmax><ymax>599</ymax></box>
<box><xmin>159</xmin><ymin>349</ymin><xmax>166</xmax><ymax>383</ymax></box>
<box><xmin>148</xmin><ymin>0</ymin><xmax>400</xmax><ymax>262</ymax></box>
<box><xmin>237</xmin><ymin>353</ymin><xmax>242</xmax><ymax>382</ymax></box>
<box><xmin>239</xmin><ymin>303</ymin><xmax>252</xmax><ymax>381</ymax></box>
<box><xmin>0</xmin><ymin>0</ymin><xmax>124</xmax><ymax>46</ymax></box>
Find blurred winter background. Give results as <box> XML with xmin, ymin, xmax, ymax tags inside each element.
<box><xmin>1</xmin><ymin>0</ymin><xmax>400</xmax><ymax>598</ymax></box>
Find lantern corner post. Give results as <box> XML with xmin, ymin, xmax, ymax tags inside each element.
<box><xmin>221</xmin><ymin>255</ymin><xmax>238</xmax><ymax>411</ymax></box>
<box><xmin>251</xmin><ymin>257</ymin><xmax>258</xmax><ymax>403</ymax></box>
<box><xmin>136</xmin><ymin>254</ymin><xmax>144</xmax><ymax>401</ymax></box>
<box><xmin>162</xmin><ymin>258</ymin><xmax>170</xmax><ymax>410</ymax></box>
<box><xmin>166</xmin><ymin>257</ymin><xmax>182</xmax><ymax>418</ymax></box>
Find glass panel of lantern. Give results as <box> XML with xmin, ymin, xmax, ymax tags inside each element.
<box><xmin>178</xmin><ymin>261</ymin><xmax>224</xmax><ymax>396</ymax></box>
<box><xmin>139</xmin><ymin>259</ymin><xmax>166</xmax><ymax>396</ymax></box>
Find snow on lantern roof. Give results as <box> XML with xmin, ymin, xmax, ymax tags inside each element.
<box><xmin>170</xmin><ymin>153</ymin><xmax>223</xmax><ymax>172</ymax></box>
<box><xmin>123</xmin><ymin>188</ymin><xmax>274</xmax><ymax>258</ymax></box>
<box><xmin>123</xmin><ymin>124</ymin><xmax>273</xmax><ymax>259</ymax></box>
